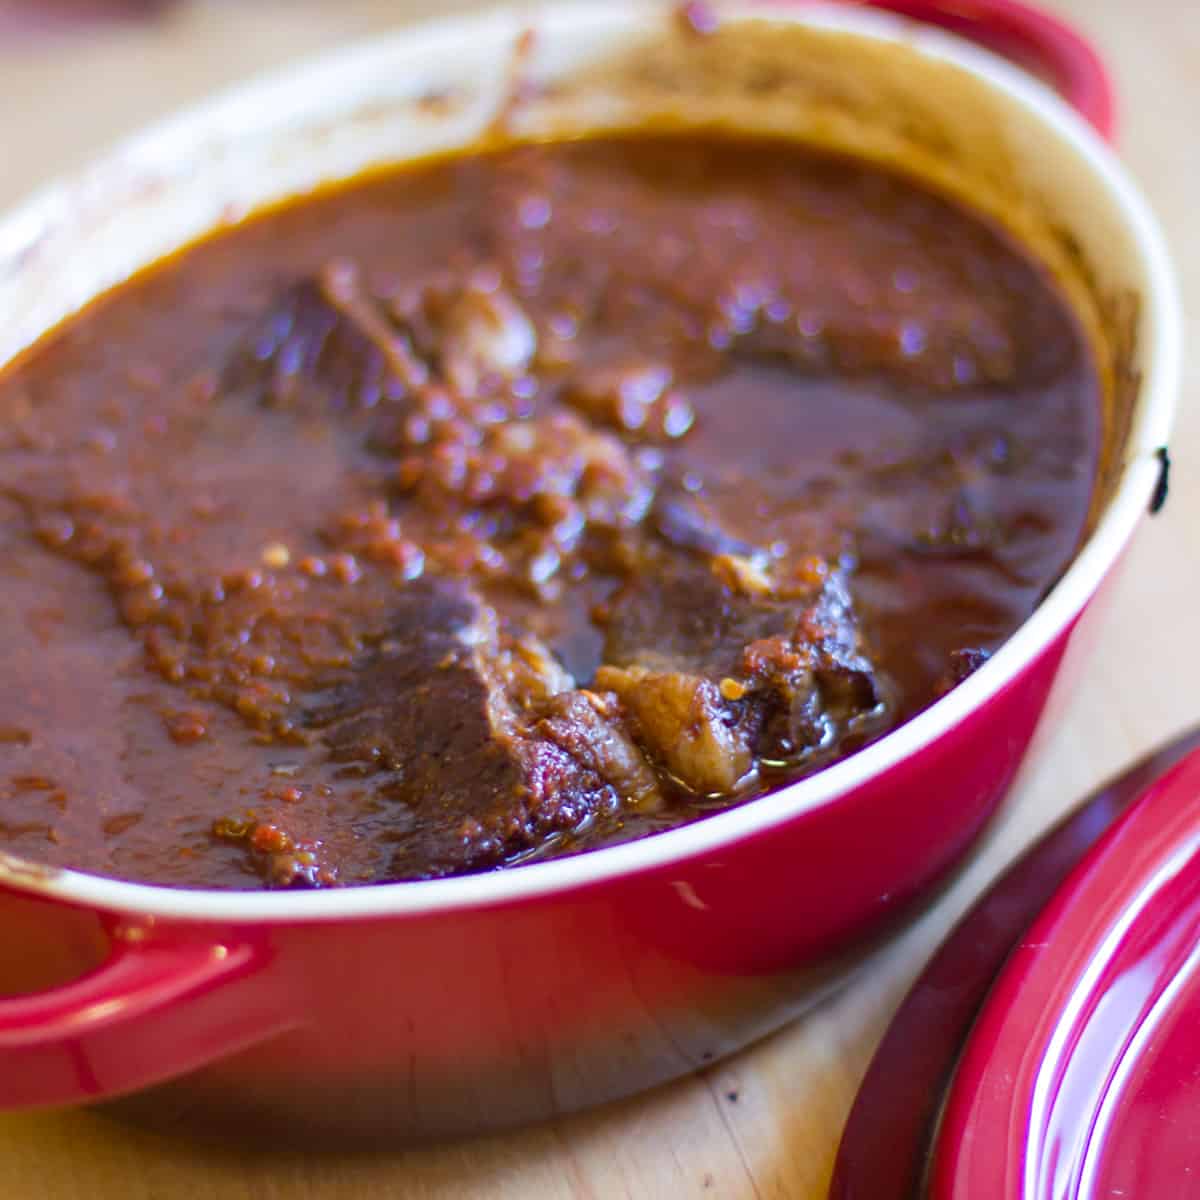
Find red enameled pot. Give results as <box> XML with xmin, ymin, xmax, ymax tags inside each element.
<box><xmin>0</xmin><ymin>0</ymin><xmax>1179</xmax><ymax>1142</ymax></box>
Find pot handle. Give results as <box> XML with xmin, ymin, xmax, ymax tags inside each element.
<box><xmin>846</xmin><ymin>0</ymin><xmax>1115</xmax><ymax>140</ymax></box>
<box><xmin>0</xmin><ymin>917</ymin><xmax>287</xmax><ymax>1109</ymax></box>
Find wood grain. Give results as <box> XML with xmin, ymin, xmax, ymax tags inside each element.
<box><xmin>0</xmin><ymin>1</ymin><xmax>1195</xmax><ymax>1195</ymax></box>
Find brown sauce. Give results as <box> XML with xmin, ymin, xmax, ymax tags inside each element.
<box><xmin>0</xmin><ymin>136</ymin><xmax>1101</xmax><ymax>889</ymax></box>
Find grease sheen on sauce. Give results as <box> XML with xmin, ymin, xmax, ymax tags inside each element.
<box><xmin>0</xmin><ymin>136</ymin><xmax>1101</xmax><ymax>889</ymax></box>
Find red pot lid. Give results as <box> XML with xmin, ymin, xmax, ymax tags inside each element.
<box><xmin>830</xmin><ymin>729</ymin><xmax>1200</xmax><ymax>1200</ymax></box>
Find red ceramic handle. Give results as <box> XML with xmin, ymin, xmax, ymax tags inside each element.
<box><xmin>837</xmin><ymin>0</ymin><xmax>1115</xmax><ymax>140</ymax></box>
<box><xmin>0</xmin><ymin>926</ymin><xmax>285</xmax><ymax>1109</ymax></box>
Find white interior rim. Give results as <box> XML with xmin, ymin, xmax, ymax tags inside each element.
<box><xmin>0</xmin><ymin>2</ymin><xmax>1180</xmax><ymax>921</ymax></box>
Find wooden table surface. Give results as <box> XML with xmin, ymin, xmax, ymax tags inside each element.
<box><xmin>0</xmin><ymin>1</ymin><xmax>1194</xmax><ymax>1195</ymax></box>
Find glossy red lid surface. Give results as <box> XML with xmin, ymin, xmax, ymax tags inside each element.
<box><xmin>830</xmin><ymin>730</ymin><xmax>1200</xmax><ymax>1200</ymax></box>
<box><xmin>932</xmin><ymin>747</ymin><xmax>1200</xmax><ymax>1200</ymax></box>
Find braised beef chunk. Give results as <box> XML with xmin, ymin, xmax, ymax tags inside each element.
<box><xmin>228</xmin><ymin>262</ymin><xmax>540</xmax><ymax>420</ymax></box>
<box><xmin>302</xmin><ymin>576</ymin><xmax>503</xmax><ymax>767</ymax></box>
<box><xmin>532</xmin><ymin>690</ymin><xmax>661</xmax><ymax>809</ymax></box>
<box><xmin>602</xmin><ymin>556</ymin><xmax>786</xmax><ymax>679</ymax></box>
<box><xmin>223</xmin><ymin>261</ymin><xmax>425</xmax><ymax>411</ymax></box>
<box><xmin>0</xmin><ymin>135</ymin><xmax>1100</xmax><ymax>889</ymax></box>
<box><xmin>595</xmin><ymin>666</ymin><xmax>756</xmax><ymax>796</ymax></box>
<box><xmin>597</xmin><ymin>560</ymin><xmax>883</xmax><ymax>795</ymax></box>
<box><xmin>389</xmin><ymin>267</ymin><xmax>537</xmax><ymax>399</ymax></box>
<box><xmin>294</xmin><ymin>577</ymin><xmax>658</xmax><ymax>880</ymax></box>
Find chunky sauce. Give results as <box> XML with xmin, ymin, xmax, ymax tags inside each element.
<box><xmin>0</xmin><ymin>137</ymin><xmax>1100</xmax><ymax>888</ymax></box>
